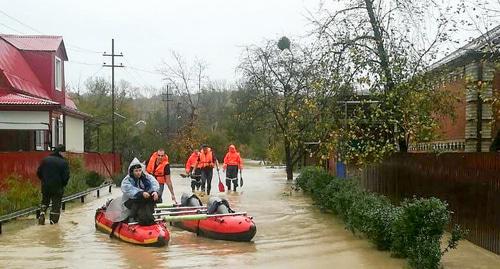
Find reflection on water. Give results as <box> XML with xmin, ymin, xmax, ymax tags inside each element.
<box><xmin>0</xmin><ymin>163</ymin><xmax>499</xmax><ymax>268</ymax></box>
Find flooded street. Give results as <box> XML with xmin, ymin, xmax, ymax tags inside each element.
<box><xmin>0</xmin><ymin>162</ymin><xmax>499</xmax><ymax>268</ymax></box>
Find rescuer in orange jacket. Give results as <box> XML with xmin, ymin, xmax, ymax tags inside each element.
<box><xmin>192</xmin><ymin>144</ymin><xmax>219</xmax><ymax>195</ymax></box>
<box><xmin>223</xmin><ymin>144</ymin><xmax>243</xmax><ymax>191</ymax></box>
<box><xmin>146</xmin><ymin>148</ymin><xmax>176</xmax><ymax>203</ymax></box>
<box><xmin>185</xmin><ymin>149</ymin><xmax>201</xmax><ymax>192</ymax></box>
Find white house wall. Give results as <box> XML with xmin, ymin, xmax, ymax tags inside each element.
<box><xmin>0</xmin><ymin>111</ymin><xmax>49</xmax><ymax>130</ymax></box>
<box><xmin>65</xmin><ymin>115</ymin><xmax>84</xmax><ymax>152</ymax></box>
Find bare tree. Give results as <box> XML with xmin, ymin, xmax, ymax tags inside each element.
<box><xmin>239</xmin><ymin>39</ymin><xmax>350</xmax><ymax>180</ymax></box>
<box><xmin>160</xmin><ymin>51</ymin><xmax>209</xmax><ymax>124</ymax></box>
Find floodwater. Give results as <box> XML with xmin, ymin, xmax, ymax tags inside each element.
<box><xmin>0</xmin><ymin>162</ymin><xmax>499</xmax><ymax>269</ymax></box>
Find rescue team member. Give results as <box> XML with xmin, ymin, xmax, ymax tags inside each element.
<box><xmin>193</xmin><ymin>144</ymin><xmax>219</xmax><ymax>195</ymax></box>
<box><xmin>146</xmin><ymin>149</ymin><xmax>177</xmax><ymax>203</ymax></box>
<box><xmin>185</xmin><ymin>149</ymin><xmax>202</xmax><ymax>192</ymax></box>
<box><xmin>223</xmin><ymin>144</ymin><xmax>243</xmax><ymax>191</ymax></box>
<box><xmin>36</xmin><ymin>144</ymin><xmax>70</xmax><ymax>225</ymax></box>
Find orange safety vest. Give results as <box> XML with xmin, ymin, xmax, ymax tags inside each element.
<box><xmin>223</xmin><ymin>145</ymin><xmax>242</xmax><ymax>169</ymax></box>
<box><xmin>146</xmin><ymin>152</ymin><xmax>169</xmax><ymax>184</ymax></box>
<box><xmin>185</xmin><ymin>151</ymin><xmax>199</xmax><ymax>173</ymax></box>
<box><xmin>197</xmin><ymin>149</ymin><xmax>215</xmax><ymax>169</ymax></box>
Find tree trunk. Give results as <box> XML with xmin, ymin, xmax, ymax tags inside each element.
<box><xmin>364</xmin><ymin>0</ymin><xmax>394</xmax><ymax>92</ymax></box>
<box><xmin>398</xmin><ymin>139</ymin><xmax>408</xmax><ymax>152</ymax></box>
<box><xmin>284</xmin><ymin>137</ymin><xmax>293</xmax><ymax>181</ymax></box>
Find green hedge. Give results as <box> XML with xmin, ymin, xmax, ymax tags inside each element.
<box><xmin>0</xmin><ymin>174</ymin><xmax>40</xmax><ymax>215</ymax></box>
<box><xmin>0</xmin><ymin>156</ymin><xmax>107</xmax><ymax>216</ymax></box>
<box><xmin>296</xmin><ymin>167</ymin><xmax>466</xmax><ymax>269</ymax></box>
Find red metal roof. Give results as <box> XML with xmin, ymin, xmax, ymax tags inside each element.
<box><xmin>0</xmin><ymin>87</ymin><xmax>58</xmax><ymax>106</ymax></box>
<box><xmin>65</xmin><ymin>92</ymin><xmax>77</xmax><ymax>110</ymax></box>
<box><xmin>0</xmin><ymin>35</ymin><xmax>87</xmax><ymax>117</ymax></box>
<box><xmin>0</xmin><ymin>34</ymin><xmax>63</xmax><ymax>51</ymax></box>
<box><xmin>0</xmin><ymin>38</ymin><xmax>51</xmax><ymax>99</ymax></box>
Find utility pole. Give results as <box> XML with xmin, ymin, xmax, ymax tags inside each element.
<box><xmin>103</xmin><ymin>39</ymin><xmax>124</xmax><ymax>154</ymax></box>
<box><xmin>161</xmin><ymin>85</ymin><xmax>173</xmax><ymax>135</ymax></box>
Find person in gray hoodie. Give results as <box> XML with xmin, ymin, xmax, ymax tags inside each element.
<box><xmin>120</xmin><ymin>158</ymin><xmax>160</xmax><ymax>225</ymax></box>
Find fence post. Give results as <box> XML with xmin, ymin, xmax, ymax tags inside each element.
<box><xmin>80</xmin><ymin>196</ymin><xmax>85</xmax><ymax>203</ymax></box>
<box><xmin>97</xmin><ymin>189</ymin><xmax>100</xmax><ymax>198</ymax></box>
<box><xmin>109</xmin><ymin>185</ymin><xmax>112</xmax><ymax>193</ymax></box>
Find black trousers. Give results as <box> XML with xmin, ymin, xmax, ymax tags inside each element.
<box><xmin>190</xmin><ymin>168</ymin><xmax>202</xmax><ymax>191</ymax></box>
<box><xmin>200</xmin><ymin>168</ymin><xmax>213</xmax><ymax>195</ymax></box>
<box><xmin>40</xmin><ymin>188</ymin><xmax>64</xmax><ymax>224</ymax></box>
<box><xmin>124</xmin><ymin>196</ymin><xmax>156</xmax><ymax>226</ymax></box>
<box><xmin>226</xmin><ymin>165</ymin><xmax>239</xmax><ymax>191</ymax></box>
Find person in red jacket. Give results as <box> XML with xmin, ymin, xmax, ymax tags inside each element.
<box><xmin>185</xmin><ymin>149</ymin><xmax>201</xmax><ymax>192</ymax></box>
<box><xmin>223</xmin><ymin>144</ymin><xmax>243</xmax><ymax>191</ymax></box>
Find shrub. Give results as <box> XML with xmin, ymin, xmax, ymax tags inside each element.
<box><xmin>348</xmin><ymin>192</ymin><xmax>396</xmax><ymax>250</ymax></box>
<box><xmin>295</xmin><ymin>166</ymin><xmax>330</xmax><ymax>192</ymax></box>
<box><xmin>390</xmin><ymin>197</ymin><xmax>459</xmax><ymax>268</ymax></box>
<box><xmin>67</xmin><ymin>155</ymin><xmax>85</xmax><ymax>174</ymax></box>
<box><xmin>112</xmin><ymin>173</ymin><xmax>125</xmax><ymax>187</ymax></box>
<box><xmin>85</xmin><ymin>171</ymin><xmax>104</xmax><ymax>187</ymax></box>
<box><xmin>296</xmin><ymin>167</ymin><xmax>466</xmax><ymax>269</ymax></box>
<box><xmin>0</xmin><ymin>174</ymin><xmax>40</xmax><ymax>215</ymax></box>
<box><xmin>65</xmin><ymin>170</ymin><xmax>89</xmax><ymax>196</ymax></box>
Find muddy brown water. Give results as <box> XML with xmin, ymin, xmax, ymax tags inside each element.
<box><xmin>0</xmin><ymin>162</ymin><xmax>498</xmax><ymax>268</ymax></box>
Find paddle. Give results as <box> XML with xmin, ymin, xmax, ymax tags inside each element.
<box><xmin>215</xmin><ymin>160</ymin><xmax>225</xmax><ymax>192</ymax></box>
<box><xmin>239</xmin><ymin>169</ymin><xmax>244</xmax><ymax>187</ymax></box>
<box><xmin>155</xmin><ymin>205</ymin><xmax>207</xmax><ymax>210</ymax></box>
<box><xmin>127</xmin><ymin>212</ymin><xmax>248</xmax><ymax>225</ymax></box>
<box><xmin>164</xmin><ymin>212</ymin><xmax>248</xmax><ymax>222</ymax></box>
<box><xmin>154</xmin><ymin>209</ymin><xmax>207</xmax><ymax>216</ymax></box>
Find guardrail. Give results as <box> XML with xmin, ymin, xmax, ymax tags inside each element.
<box><xmin>0</xmin><ymin>182</ymin><xmax>114</xmax><ymax>234</ymax></box>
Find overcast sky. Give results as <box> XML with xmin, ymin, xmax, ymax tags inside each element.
<box><xmin>0</xmin><ymin>0</ymin><xmax>323</xmax><ymax>93</ymax></box>
<box><xmin>1</xmin><ymin>0</ymin><xmax>498</xmax><ymax>94</ymax></box>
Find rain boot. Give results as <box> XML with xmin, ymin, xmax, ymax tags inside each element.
<box><xmin>38</xmin><ymin>205</ymin><xmax>47</xmax><ymax>225</ymax></box>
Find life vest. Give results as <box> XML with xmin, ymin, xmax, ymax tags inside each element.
<box><xmin>185</xmin><ymin>151</ymin><xmax>199</xmax><ymax>173</ymax></box>
<box><xmin>197</xmin><ymin>148</ymin><xmax>215</xmax><ymax>169</ymax></box>
<box><xmin>146</xmin><ymin>152</ymin><xmax>169</xmax><ymax>184</ymax></box>
<box><xmin>223</xmin><ymin>145</ymin><xmax>242</xmax><ymax>169</ymax></box>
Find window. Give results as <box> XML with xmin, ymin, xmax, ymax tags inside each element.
<box><xmin>35</xmin><ymin>130</ymin><xmax>45</xmax><ymax>151</ymax></box>
<box><xmin>52</xmin><ymin>117</ymin><xmax>58</xmax><ymax>148</ymax></box>
<box><xmin>55</xmin><ymin>56</ymin><xmax>62</xmax><ymax>91</ymax></box>
<box><xmin>58</xmin><ymin>116</ymin><xmax>64</xmax><ymax>145</ymax></box>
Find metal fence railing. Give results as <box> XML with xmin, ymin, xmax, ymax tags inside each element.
<box><xmin>0</xmin><ymin>182</ymin><xmax>113</xmax><ymax>234</ymax></box>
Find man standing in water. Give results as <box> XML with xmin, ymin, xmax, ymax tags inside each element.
<box><xmin>146</xmin><ymin>149</ymin><xmax>177</xmax><ymax>203</ymax></box>
<box><xmin>185</xmin><ymin>148</ymin><xmax>202</xmax><ymax>192</ymax></box>
<box><xmin>36</xmin><ymin>144</ymin><xmax>70</xmax><ymax>225</ymax></box>
<box><xmin>223</xmin><ymin>144</ymin><xmax>243</xmax><ymax>191</ymax></box>
<box><xmin>193</xmin><ymin>144</ymin><xmax>219</xmax><ymax>195</ymax></box>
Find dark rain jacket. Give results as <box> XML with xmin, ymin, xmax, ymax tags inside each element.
<box><xmin>37</xmin><ymin>152</ymin><xmax>70</xmax><ymax>192</ymax></box>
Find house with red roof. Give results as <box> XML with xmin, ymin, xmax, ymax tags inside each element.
<box><xmin>0</xmin><ymin>34</ymin><xmax>88</xmax><ymax>152</ymax></box>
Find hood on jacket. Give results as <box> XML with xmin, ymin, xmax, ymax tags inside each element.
<box><xmin>128</xmin><ymin>157</ymin><xmax>146</xmax><ymax>177</ymax></box>
<box><xmin>229</xmin><ymin>145</ymin><xmax>236</xmax><ymax>153</ymax></box>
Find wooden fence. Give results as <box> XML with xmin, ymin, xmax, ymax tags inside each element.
<box><xmin>361</xmin><ymin>153</ymin><xmax>500</xmax><ymax>254</ymax></box>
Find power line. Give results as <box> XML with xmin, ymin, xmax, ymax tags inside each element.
<box><xmin>67</xmin><ymin>60</ymin><xmax>102</xmax><ymax>66</ymax></box>
<box><xmin>128</xmin><ymin>65</ymin><xmax>163</xmax><ymax>75</ymax></box>
<box><xmin>0</xmin><ymin>21</ymin><xmax>24</xmax><ymax>34</ymax></box>
<box><xmin>0</xmin><ymin>8</ymin><xmax>103</xmax><ymax>54</ymax></box>
<box><xmin>0</xmin><ymin>9</ymin><xmax>42</xmax><ymax>33</ymax></box>
<box><xmin>123</xmin><ymin>57</ymin><xmax>151</xmax><ymax>86</ymax></box>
